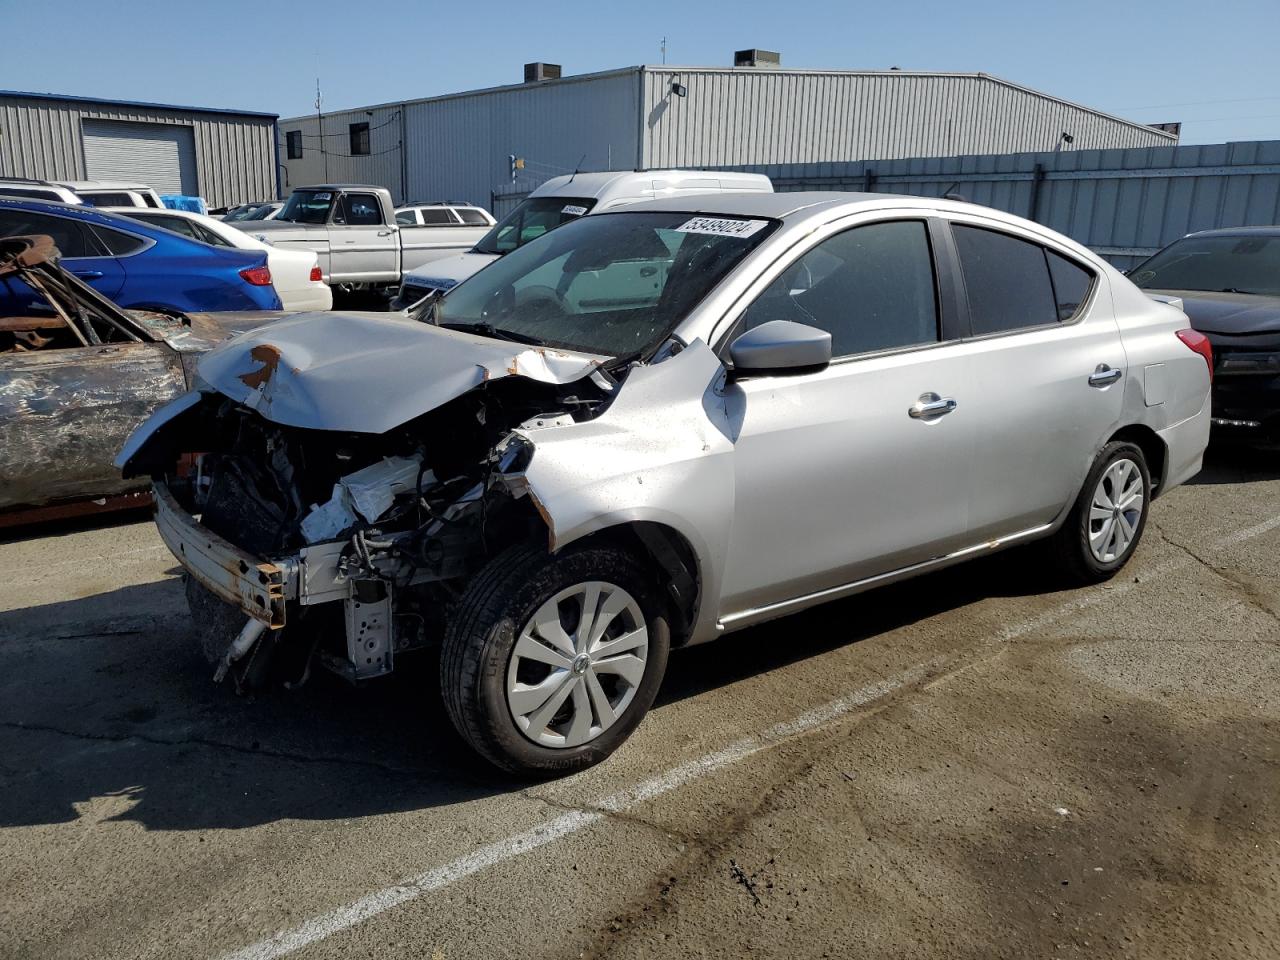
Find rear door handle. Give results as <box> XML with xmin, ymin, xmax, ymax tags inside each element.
<box><xmin>1089</xmin><ymin>364</ymin><xmax>1123</xmax><ymax>387</ymax></box>
<box><xmin>73</xmin><ymin>270</ymin><xmax>104</xmax><ymax>280</ymax></box>
<box><xmin>908</xmin><ymin>393</ymin><xmax>958</xmax><ymax>420</ymax></box>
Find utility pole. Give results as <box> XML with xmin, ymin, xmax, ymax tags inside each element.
<box><xmin>660</xmin><ymin>37</ymin><xmax>667</xmax><ymax>64</ymax></box>
<box><xmin>315</xmin><ymin>78</ymin><xmax>329</xmax><ymax>182</ymax></box>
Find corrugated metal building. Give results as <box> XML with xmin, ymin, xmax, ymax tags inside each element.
<box><xmin>0</xmin><ymin>90</ymin><xmax>278</xmax><ymax>208</ymax></box>
<box><xmin>280</xmin><ymin>61</ymin><xmax>1177</xmax><ymax>208</ymax></box>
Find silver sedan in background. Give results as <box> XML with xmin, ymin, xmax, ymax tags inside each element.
<box><xmin>120</xmin><ymin>192</ymin><xmax>1212</xmax><ymax>774</ymax></box>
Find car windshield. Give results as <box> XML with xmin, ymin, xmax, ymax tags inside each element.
<box><xmin>436</xmin><ymin>211</ymin><xmax>776</xmax><ymax>359</ymax></box>
<box><xmin>1131</xmin><ymin>234</ymin><xmax>1280</xmax><ymax>297</ymax></box>
<box><xmin>472</xmin><ymin>197</ymin><xmax>598</xmax><ymax>255</ymax></box>
<box><xmin>225</xmin><ymin>204</ymin><xmax>269</xmax><ymax>222</ymax></box>
<box><xmin>276</xmin><ymin>191</ymin><xmax>335</xmax><ymax>225</ymax></box>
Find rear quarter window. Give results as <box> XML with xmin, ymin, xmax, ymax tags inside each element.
<box><xmin>91</xmin><ymin>225</ymin><xmax>148</xmax><ymax>256</ymax></box>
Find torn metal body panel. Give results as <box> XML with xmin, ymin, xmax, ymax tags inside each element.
<box><xmin>195</xmin><ymin>311</ymin><xmax>608</xmax><ymax>434</ymax></box>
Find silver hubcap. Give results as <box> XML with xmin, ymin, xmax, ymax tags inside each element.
<box><xmin>506</xmin><ymin>581</ymin><xmax>648</xmax><ymax>749</ymax></box>
<box><xmin>1088</xmin><ymin>457</ymin><xmax>1145</xmax><ymax>563</ymax></box>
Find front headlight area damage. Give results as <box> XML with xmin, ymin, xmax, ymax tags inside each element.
<box><xmin>122</xmin><ymin>377</ymin><xmax>603</xmax><ymax>691</ymax></box>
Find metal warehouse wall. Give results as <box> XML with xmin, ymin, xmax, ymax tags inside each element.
<box><xmin>280</xmin><ymin>69</ymin><xmax>639</xmax><ymax>207</ymax></box>
<box><xmin>719</xmin><ymin>139</ymin><xmax>1280</xmax><ymax>269</ymax></box>
<box><xmin>640</xmin><ymin>69</ymin><xmax>1175</xmax><ymax>169</ymax></box>
<box><xmin>0</xmin><ymin>94</ymin><xmax>276</xmax><ymax>208</ymax></box>
<box><xmin>278</xmin><ymin>104</ymin><xmax>405</xmax><ymax>198</ymax></box>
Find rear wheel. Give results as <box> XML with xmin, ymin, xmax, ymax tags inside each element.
<box><xmin>441</xmin><ymin>543</ymin><xmax>670</xmax><ymax>775</ymax></box>
<box><xmin>1049</xmin><ymin>441</ymin><xmax>1151</xmax><ymax>584</ymax></box>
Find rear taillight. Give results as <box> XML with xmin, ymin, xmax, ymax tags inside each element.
<box><xmin>239</xmin><ymin>265</ymin><xmax>272</xmax><ymax>286</ymax></box>
<box><xmin>1176</xmin><ymin>328</ymin><xmax>1213</xmax><ymax>383</ymax></box>
<box><xmin>309</xmin><ymin>266</ymin><xmax>323</xmax><ymax>283</ymax></box>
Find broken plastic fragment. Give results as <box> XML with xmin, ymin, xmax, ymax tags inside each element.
<box><xmin>299</xmin><ymin>456</ymin><xmax>429</xmax><ymax>544</ymax></box>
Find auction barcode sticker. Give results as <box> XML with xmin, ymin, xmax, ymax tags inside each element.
<box><xmin>674</xmin><ymin>217</ymin><xmax>768</xmax><ymax>238</ymax></box>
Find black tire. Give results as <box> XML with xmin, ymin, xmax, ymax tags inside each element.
<box><xmin>441</xmin><ymin>543</ymin><xmax>671</xmax><ymax>775</ymax></box>
<box><xmin>1048</xmin><ymin>440</ymin><xmax>1151</xmax><ymax>584</ymax></box>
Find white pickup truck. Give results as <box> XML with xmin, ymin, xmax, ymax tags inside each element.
<box><xmin>235</xmin><ymin>184</ymin><xmax>490</xmax><ymax>292</ymax></box>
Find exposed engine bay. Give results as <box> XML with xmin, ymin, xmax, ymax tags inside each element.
<box><xmin>131</xmin><ymin>371</ymin><xmax>615</xmax><ymax>691</ymax></box>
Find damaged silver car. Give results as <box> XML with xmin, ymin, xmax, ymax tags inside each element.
<box><xmin>119</xmin><ymin>193</ymin><xmax>1212</xmax><ymax>773</ymax></box>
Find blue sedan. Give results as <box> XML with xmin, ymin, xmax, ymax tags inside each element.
<box><xmin>0</xmin><ymin>198</ymin><xmax>282</xmax><ymax>313</ymax></box>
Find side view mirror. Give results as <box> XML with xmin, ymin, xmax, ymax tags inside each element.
<box><xmin>728</xmin><ymin>320</ymin><xmax>832</xmax><ymax>376</ymax></box>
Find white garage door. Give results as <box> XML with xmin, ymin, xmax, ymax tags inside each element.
<box><xmin>82</xmin><ymin>120</ymin><xmax>198</xmax><ymax>196</ymax></box>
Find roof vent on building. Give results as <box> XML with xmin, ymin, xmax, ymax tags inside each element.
<box><xmin>524</xmin><ymin>62</ymin><xmax>562</xmax><ymax>83</ymax></box>
<box><xmin>734</xmin><ymin>49</ymin><xmax>780</xmax><ymax>68</ymax></box>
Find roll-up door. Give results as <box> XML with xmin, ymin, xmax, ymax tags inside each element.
<box><xmin>81</xmin><ymin>120</ymin><xmax>197</xmax><ymax>195</ymax></box>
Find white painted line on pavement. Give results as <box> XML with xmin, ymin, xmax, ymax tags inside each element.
<box><xmin>219</xmin><ymin>664</ymin><xmax>931</xmax><ymax>960</ymax></box>
<box><xmin>220</xmin><ymin>511</ymin><xmax>1280</xmax><ymax>960</ymax></box>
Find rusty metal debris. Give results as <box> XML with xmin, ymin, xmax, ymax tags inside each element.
<box><xmin>0</xmin><ymin>235</ymin><xmax>144</xmax><ymax>351</ymax></box>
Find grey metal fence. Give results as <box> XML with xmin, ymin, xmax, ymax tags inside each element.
<box><xmin>717</xmin><ymin>140</ymin><xmax>1280</xmax><ymax>269</ymax></box>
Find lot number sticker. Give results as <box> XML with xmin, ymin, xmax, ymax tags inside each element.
<box><xmin>674</xmin><ymin>217</ymin><xmax>768</xmax><ymax>238</ymax></box>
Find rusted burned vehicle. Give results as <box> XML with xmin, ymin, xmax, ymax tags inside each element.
<box><xmin>120</xmin><ymin>194</ymin><xmax>1209</xmax><ymax>775</ymax></box>
<box><xmin>0</xmin><ymin>234</ymin><xmax>287</xmax><ymax>524</ymax></box>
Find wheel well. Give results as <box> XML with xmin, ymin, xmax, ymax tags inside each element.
<box><xmin>1108</xmin><ymin>424</ymin><xmax>1167</xmax><ymax>494</ymax></box>
<box><xmin>568</xmin><ymin>522</ymin><xmax>701</xmax><ymax>645</ymax></box>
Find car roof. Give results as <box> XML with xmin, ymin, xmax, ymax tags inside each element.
<box><xmin>528</xmin><ymin>169</ymin><xmax>773</xmax><ymax>202</ymax></box>
<box><xmin>601</xmin><ymin>190</ymin><xmax>1045</xmax><ymax>222</ymax></box>
<box><xmin>1185</xmin><ymin>225</ymin><xmax>1280</xmax><ymax>239</ymax></box>
<box><xmin>54</xmin><ymin>180</ymin><xmax>155</xmax><ymax>192</ymax></box>
<box><xmin>295</xmin><ymin>184</ymin><xmax>386</xmax><ymax>192</ymax></box>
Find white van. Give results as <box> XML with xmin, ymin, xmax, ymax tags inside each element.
<box><xmin>393</xmin><ymin>169</ymin><xmax>772</xmax><ymax>308</ymax></box>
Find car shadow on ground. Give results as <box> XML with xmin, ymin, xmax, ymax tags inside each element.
<box><xmin>0</xmin><ymin>544</ymin><xmax>1056</xmax><ymax>834</ymax></box>
<box><xmin>1187</xmin><ymin>440</ymin><xmax>1280</xmax><ymax>486</ymax></box>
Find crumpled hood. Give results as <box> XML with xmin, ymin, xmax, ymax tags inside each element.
<box><xmin>1150</xmin><ymin>289</ymin><xmax>1280</xmax><ymax>335</ymax></box>
<box><xmin>197</xmin><ymin>311</ymin><xmax>607</xmax><ymax>434</ymax></box>
<box><xmin>403</xmin><ymin>250</ymin><xmax>497</xmax><ymax>286</ymax></box>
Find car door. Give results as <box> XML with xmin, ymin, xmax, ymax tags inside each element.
<box><xmin>716</xmin><ymin>217</ymin><xmax>974</xmax><ymax>617</ymax></box>
<box><xmin>0</xmin><ymin>337</ymin><xmax>185</xmax><ymax>510</ymax></box>
<box><xmin>942</xmin><ymin>218</ymin><xmax>1125</xmax><ymax>541</ymax></box>
<box><xmin>0</xmin><ymin>209</ymin><xmax>125</xmax><ymax>308</ymax></box>
<box><xmin>329</xmin><ymin>191</ymin><xmax>398</xmax><ymax>282</ymax></box>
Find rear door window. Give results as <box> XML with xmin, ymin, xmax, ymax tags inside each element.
<box><xmin>0</xmin><ymin>209</ymin><xmax>100</xmax><ymax>257</ymax></box>
<box><xmin>420</xmin><ymin>208</ymin><xmax>456</xmax><ymax>225</ymax></box>
<box><xmin>952</xmin><ymin>225</ymin><xmax>1058</xmax><ymax>335</ymax></box>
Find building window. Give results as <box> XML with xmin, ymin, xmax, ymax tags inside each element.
<box><xmin>286</xmin><ymin>130</ymin><xmax>303</xmax><ymax>159</ymax></box>
<box><xmin>349</xmin><ymin>122</ymin><xmax>370</xmax><ymax>156</ymax></box>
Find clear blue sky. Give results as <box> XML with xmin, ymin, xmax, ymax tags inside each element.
<box><xmin>6</xmin><ymin>0</ymin><xmax>1279</xmax><ymax>145</ymax></box>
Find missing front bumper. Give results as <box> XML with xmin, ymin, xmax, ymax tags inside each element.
<box><xmin>153</xmin><ymin>481</ymin><xmax>292</xmax><ymax>628</ymax></box>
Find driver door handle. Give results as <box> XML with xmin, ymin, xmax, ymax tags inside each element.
<box><xmin>1089</xmin><ymin>364</ymin><xmax>1123</xmax><ymax>387</ymax></box>
<box><xmin>908</xmin><ymin>393</ymin><xmax>958</xmax><ymax>420</ymax></box>
<box><xmin>74</xmin><ymin>270</ymin><xmax>104</xmax><ymax>280</ymax></box>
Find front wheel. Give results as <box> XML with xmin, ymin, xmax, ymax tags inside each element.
<box><xmin>1048</xmin><ymin>440</ymin><xmax>1152</xmax><ymax>584</ymax></box>
<box><xmin>441</xmin><ymin>544</ymin><xmax>670</xmax><ymax>775</ymax></box>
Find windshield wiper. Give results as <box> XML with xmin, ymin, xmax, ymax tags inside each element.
<box><xmin>439</xmin><ymin>321</ymin><xmax>547</xmax><ymax>346</ymax></box>
<box><xmin>1218</xmin><ymin>287</ymin><xmax>1262</xmax><ymax>295</ymax></box>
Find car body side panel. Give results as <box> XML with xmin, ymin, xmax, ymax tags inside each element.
<box><xmin>1111</xmin><ymin>281</ymin><xmax>1211</xmax><ymax>492</ymax></box>
<box><xmin>0</xmin><ymin>341</ymin><xmax>185</xmax><ymax>509</ymax></box>
<box><xmin>518</xmin><ymin>342</ymin><xmax>734</xmax><ymax>645</ymax></box>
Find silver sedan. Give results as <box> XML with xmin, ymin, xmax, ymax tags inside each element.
<box><xmin>122</xmin><ymin>192</ymin><xmax>1213</xmax><ymax>774</ymax></box>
